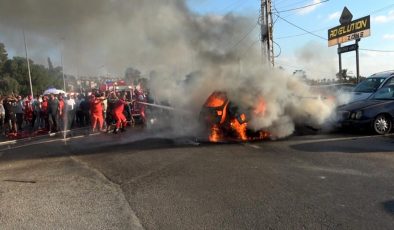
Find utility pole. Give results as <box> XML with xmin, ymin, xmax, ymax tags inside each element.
<box><xmin>260</xmin><ymin>0</ymin><xmax>274</xmax><ymax>67</ymax></box>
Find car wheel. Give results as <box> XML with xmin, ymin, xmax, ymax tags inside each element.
<box><xmin>373</xmin><ymin>114</ymin><xmax>392</xmax><ymax>135</ymax></box>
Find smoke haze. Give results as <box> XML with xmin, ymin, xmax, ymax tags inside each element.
<box><xmin>0</xmin><ymin>0</ymin><xmax>337</xmax><ymax>138</ymax></box>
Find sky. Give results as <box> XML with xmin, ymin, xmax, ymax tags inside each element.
<box><xmin>1</xmin><ymin>0</ymin><xmax>393</xmax><ymax>79</ymax></box>
<box><xmin>187</xmin><ymin>0</ymin><xmax>394</xmax><ymax>77</ymax></box>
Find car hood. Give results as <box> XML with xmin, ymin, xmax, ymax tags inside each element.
<box><xmin>349</xmin><ymin>92</ymin><xmax>373</xmax><ymax>103</ymax></box>
<box><xmin>338</xmin><ymin>99</ymin><xmax>392</xmax><ymax>111</ymax></box>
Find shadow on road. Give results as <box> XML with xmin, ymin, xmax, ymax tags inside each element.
<box><xmin>0</xmin><ymin>129</ymin><xmax>223</xmax><ymax>163</ymax></box>
<box><xmin>382</xmin><ymin>200</ymin><xmax>394</xmax><ymax>216</ymax></box>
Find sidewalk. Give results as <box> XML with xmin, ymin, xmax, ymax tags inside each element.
<box><xmin>0</xmin><ymin>143</ymin><xmax>143</xmax><ymax>229</ymax></box>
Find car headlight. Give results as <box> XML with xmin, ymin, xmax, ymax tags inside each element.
<box><xmin>355</xmin><ymin>111</ymin><xmax>363</xmax><ymax>119</ymax></box>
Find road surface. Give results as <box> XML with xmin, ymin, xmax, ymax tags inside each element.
<box><xmin>0</xmin><ymin>130</ymin><xmax>393</xmax><ymax>229</ymax></box>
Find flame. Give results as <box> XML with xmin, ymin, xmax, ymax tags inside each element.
<box><xmin>203</xmin><ymin>92</ymin><xmax>271</xmax><ymax>142</ymax></box>
<box><xmin>257</xmin><ymin>131</ymin><xmax>270</xmax><ymax>140</ymax></box>
<box><xmin>230</xmin><ymin>117</ymin><xmax>247</xmax><ymax>141</ymax></box>
<box><xmin>204</xmin><ymin>91</ymin><xmax>227</xmax><ymax>108</ymax></box>
<box><xmin>209</xmin><ymin>124</ymin><xmax>222</xmax><ymax>142</ymax></box>
<box><xmin>253</xmin><ymin>97</ymin><xmax>266</xmax><ymax>116</ymax></box>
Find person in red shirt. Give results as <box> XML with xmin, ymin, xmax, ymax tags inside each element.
<box><xmin>41</xmin><ymin>96</ymin><xmax>49</xmax><ymax>131</ymax></box>
<box><xmin>112</xmin><ymin>93</ymin><xmax>130</xmax><ymax>134</ymax></box>
<box><xmin>58</xmin><ymin>94</ymin><xmax>65</xmax><ymax>130</ymax></box>
<box><xmin>24</xmin><ymin>95</ymin><xmax>33</xmax><ymax>127</ymax></box>
<box><xmin>90</xmin><ymin>94</ymin><xmax>105</xmax><ymax>132</ymax></box>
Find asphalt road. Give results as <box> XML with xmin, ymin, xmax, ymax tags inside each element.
<box><xmin>0</xmin><ymin>130</ymin><xmax>393</xmax><ymax>229</ymax></box>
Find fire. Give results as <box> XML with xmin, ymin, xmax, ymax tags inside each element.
<box><xmin>205</xmin><ymin>92</ymin><xmax>227</xmax><ymax>108</ymax></box>
<box><xmin>254</xmin><ymin>97</ymin><xmax>266</xmax><ymax>116</ymax></box>
<box><xmin>230</xmin><ymin>115</ymin><xmax>247</xmax><ymax>141</ymax></box>
<box><xmin>201</xmin><ymin>91</ymin><xmax>271</xmax><ymax>142</ymax></box>
<box><xmin>209</xmin><ymin>124</ymin><xmax>222</xmax><ymax>142</ymax></box>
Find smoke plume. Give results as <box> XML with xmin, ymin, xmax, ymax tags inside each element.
<box><xmin>0</xmin><ymin>0</ymin><xmax>336</xmax><ymax>138</ymax></box>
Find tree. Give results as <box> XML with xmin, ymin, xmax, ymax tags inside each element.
<box><xmin>293</xmin><ymin>69</ymin><xmax>307</xmax><ymax>80</ymax></box>
<box><xmin>0</xmin><ymin>42</ymin><xmax>8</xmax><ymax>72</ymax></box>
<box><xmin>0</xmin><ymin>76</ymin><xmax>20</xmax><ymax>95</ymax></box>
<box><xmin>47</xmin><ymin>57</ymin><xmax>54</xmax><ymax>71</ymax></box>
<box><xmin>0</xmin><ymin>43</ymin><xmax>68</xmax><ymax>95</ymax></box>
<box><xmin>336</xmin><ymin>69</ymin><xmax>348</xmax><ymax>82</ymax></box>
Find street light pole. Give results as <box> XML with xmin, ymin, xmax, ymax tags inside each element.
<box><xmin>59</xmin><ymin>37</ymin><xmax>67</xmax><ymax>92</ymax></box>
<box><xmin>61</xmin><ymin>53</ymin><xmax>66</xmax><ymax>91</ymax></box>
<box><xmin>23</xmin><ymin>30</ymin><xmax>34</xmax><ymax>97</ymax></box>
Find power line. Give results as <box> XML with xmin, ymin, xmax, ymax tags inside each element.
<box><xmin>369</xmin><ymin>3</ymin><xmax>394</xmax><ymax>15</ymax></box>
<box><xmin>276</xmin><ymin>27</ymin><xmax>328</xmax><ymax>39</ymax></box>
<box><xmin>240</xmin><ymin>39</ymin><xmax>260</xmax><ymax>57</ymax></box>
<box><xmin>228</xmin><ymin>22</ymin><xmax>259</xmax><ymax>51</ymax></box>
<box><xmin>274</xmin><ymin>0</ymin><xmax>308</xmax><ymax>9</ymax></box>
<box><xmin>360</xmin><ymin>48</ymin><xmax>394</xmax><ymax>53</ymax></box>
<box><xmin>275</xmin><ymin>0</ymin><xmax>329</xmax><ymax>13</ymax></box>
<box><xmin>274</xmin><ymin>13</ymin><xmax>327</xmax><ymax>40</ymax></box>
<box><xmin>273</xmin><ymin>40</ymin><xmax>282</xmax><ymax>57</ymax></box>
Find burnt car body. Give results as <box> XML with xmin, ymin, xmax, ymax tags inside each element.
<box><xmin>336</xmin><ymin>84</ymin><xmax>394</xmax><ymax>134</ymax></box>
<box><xmin>199</xmin><ymin>91</ymin><xmax>269</xmax><ymax>141</ymax></box>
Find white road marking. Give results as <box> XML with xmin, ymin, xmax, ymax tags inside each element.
<box><xmin>0</xmin><ymin>134</ymin><xmax>95</xmax><ymax>151</ymax></box>
<box><xmin>244</xmin><ymin>143</ymin><xmax>261</xmax><ymax>149</ymax></box>
<box><xmin>280</xmin><ymin>133</ymin><xmax>394</xmax><ymax>145</ymax></box>
<box><xmin>0</xmin><ymin>140</ymin><xmax>16</xmax><ymax>146</ymax></box>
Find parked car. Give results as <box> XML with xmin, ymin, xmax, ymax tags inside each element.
<box><xmin>336</xmin><ymin>84</ymin><xmax>394</xmax><ymax>134</ymax></box>
<box><xmin>350</xmin><ymin>70</ymin><xmax>394</xmax><ymax>102</ymax></box>
<box><xmin>311</xmin><ymin>83</ymin><xmax>356</xmax><ymax>106</ymax></box>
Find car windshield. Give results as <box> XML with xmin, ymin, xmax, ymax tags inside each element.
<box><xmin>370</xmin><ymin>85</ymin><xmax>394</xmax><ymax>100</ymax></box>
<box><xmin>353</xmin><ymin>77</ymin><xmax>386</xmax><ymax>93</ymax></box>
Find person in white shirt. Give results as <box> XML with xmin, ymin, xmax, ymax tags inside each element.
<box><xmin>66</xmin><ymin>94</ymin><xmax>76</xmax><ymax>130</ymax></box>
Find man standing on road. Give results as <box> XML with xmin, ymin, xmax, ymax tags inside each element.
<box><xmin>112</xmin><ymin>93</ymin><xmax>130</xmax><ymax>134</ymax></box>
<box><xmin>48</xmin><ymin>94</ymin><xmax>59</xmax><ymax>132</ymax></box>
<box><xmin>66</xmin><ymin>94</ymin><xmax>76</xmax><ymax>130</ymax></box>
<box><xmin>90</xmin><ymin>94</ymin><xmax>105</xmax><ymax>132</ymax></box>
<box><xmin>15</xmin><ymin>95</ymin><xmax>24</xmax><ymax>132</ymax></box>
<box><xmin>24</xmin><ymin>95</ymin><xmax>34</xmax><ymax>129</ymax></box>
<box><xmin>41</xmin><ymin>96</ymin><xmax>49</xmax><ymax>131</ymax></box>
<box><xmin>58</xmin><ymin>94</ymin><xmax>65</xmax><ymax>131</ymax></box>
<box><xmin>3</xmin><ymin>95</ymin><xmax>17</xmax><ymax>134</ymax></box>
<box><xmin>31</xmin><ymin>95</ymin><xmax>41</xmax><ymax>130</ymax></box>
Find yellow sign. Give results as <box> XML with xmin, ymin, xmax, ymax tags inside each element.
<box><xmin>328</xmin><ymin>15</ymin><xmax>370</xmax><ymax>47</ymax></box>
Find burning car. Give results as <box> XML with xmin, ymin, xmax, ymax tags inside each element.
<box><xmin>199</xmin><ymin>91</ymin><xmax>270</xmax><ymax>142</ymax></box>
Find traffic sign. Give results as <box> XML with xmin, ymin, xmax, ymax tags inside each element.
<box><xmin>339</xmin><ymin>7</ymin><xmax>353</xmax><ymax>25</ymax></box>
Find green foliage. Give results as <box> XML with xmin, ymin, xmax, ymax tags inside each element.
<box><xmin>0</xmin><ymin>42</ymin><xmax>7</xmax><ymax>71</ymax></box>
<box><xmin>0</xmin><ymin>43</ymin><xmax>65</xmax><ymax>96</ymax></box>
<box><xmin>0</xmin><ymin>76</ymin><xmax>19</xmax><ymax>95</ymax></box>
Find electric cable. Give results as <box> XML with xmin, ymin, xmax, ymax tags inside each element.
<box><xmin>275</xmin><ymin>0</ymin><xmax>329</xmax><ymax>13</ymax></box>
<box><xmin>274</xmin><ymin>13</ymin><xmax>327</xmax><ymax>40</ymax></box>
<box><xmin>273</xmin><ymin>40</ymin><xmax>282</xmax><ymax>57</ymax></box>
<box><xmin>359</xmin><ymin>48</ymin><xmax>394</xmax><ymax>53</ymax></box>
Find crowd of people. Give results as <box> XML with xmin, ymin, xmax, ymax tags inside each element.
<box><xmin>0</xmin><ymin>88</ymin><xmax>148</xmax><ymax>139</ymax></box>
